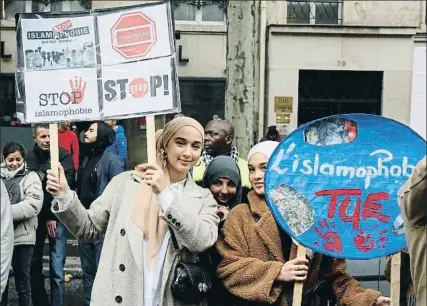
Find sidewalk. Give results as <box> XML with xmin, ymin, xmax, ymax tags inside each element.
<box><xmin>5</xmin><ymin>240</ymin><xmax>85</xmax><ymax>306</ymax></box>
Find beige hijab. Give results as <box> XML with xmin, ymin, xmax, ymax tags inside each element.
<box><xmin>132</xmin><ymin>117</ymin><xmax>204</xmax><ymax>267</ymax></box>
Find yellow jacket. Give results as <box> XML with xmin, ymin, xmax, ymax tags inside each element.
<box><xmin>193</xmin><ymin>157</ymin><xmax>251</xmax><ymax>188</ymax></box>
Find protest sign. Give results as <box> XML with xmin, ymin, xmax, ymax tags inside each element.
<box><xmin>265</xmin><ymin>114</ymin><xmax>426</xmax><ymax>260</ymax></box>
<box><xmin>15</xmin><ymin>2</ymin><xmax>180</xmax><ymax>173</ymax></box>
<box><xmin>97</xmin><ymin>3</ymin><xmax>173</xmax><ymax>66</ymax></box>
<box><xmin>15</xmin><ymin>1</ymin><xmax>179</xmax><ymax>124</ymax></box>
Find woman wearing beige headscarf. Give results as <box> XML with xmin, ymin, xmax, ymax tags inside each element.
<box><xmin>44</xmin><ymin>117</ymin><xmax>220</xmax><ymax>306</ymax></box>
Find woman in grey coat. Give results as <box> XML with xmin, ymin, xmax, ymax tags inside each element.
<box><xmin>45</xmin><ymin>117</ymin><xmax>220</xmax><ymax>306</ymax></box>
<box><xmin>1</xmin><ymin>142</ymin><xmax>43</xmax><ymax>305</ymax></box>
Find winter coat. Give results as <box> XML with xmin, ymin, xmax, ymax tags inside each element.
<box><xmin>398</xmin><ymin>156</ymin><xmax>426</xmax><ymax>306</ymax></box>
<box><xmin>216</xmin><ymin>191</ymin><xmax>381</xmax><ymax>306</ymax></box>
<box><xmin>26</xmin><ymin>145</ymin><xmax>75</xmax><ymax>221</ymax></box>
<box><xmin>58</xmin><ymin>128</ymin><xmax>80</xmax><ymax>171</ymax></box>
<box><xmin>51</xmin><ymin>171</ymin><xmax>219</xmax><ymax>306</ymax></box>
<box><xmin>0</xmin><ymin>163</ymin><xmax>43</xmax><ymax>245</ymax></box>
<box><xmin>0</xmin><ymin>181</ymin><xmax>14</xmax><ymax>297</ymax></box>
<box><xmin>106</xmin><ymin>125</ymin><xmax>127</xmax><ymax>170</ymax></box>
<box><xmin>77</xmin><ymin>122</ymin><xmax>123</xmax><ymax>208</ymax></box>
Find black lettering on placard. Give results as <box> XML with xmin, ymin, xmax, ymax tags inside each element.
<box><xmin>104</xmin><ymin>80</ymin><xmax>117</xmax><ymax>102</ymax></box>
<box><xmin>48</xmin><ymin>93</ymin><xmax>59</xmax><ymax>106</ymax></box>
<box><xmin>39</xmin><ymin>94</ymin><xmax>48</xmax><ymax>106</ymax></box>
<box><xmin>150</xmin><ymin>76</ymin><xmax>162</xmax><ymax>97</ymax></box>
<box><xmin>163</xmin><ymin>75</ymin><xmax>169</xmax><ymax>95</ymax></box>
<box><xmin>116</xmin><ymin>79</ymin><xmax>128</xmax><ymax>100</ymax></box>
<box><xmin>59</xmin><ymin>92</ymin><xmax>71</xmax><ymax>105</ymax></box>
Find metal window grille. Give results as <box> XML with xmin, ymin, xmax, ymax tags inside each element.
<box><xmin>287</xmin><ymin>0</ymin><xmax>343</xmax><ymax>25</ymax></box>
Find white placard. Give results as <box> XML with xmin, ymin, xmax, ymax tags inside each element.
<box><xmin>23</xmin><ymin>68</ymin><xmax>100</xmax><ymax>123</ymax></box>
<box><xmin>101</xmin><ymin>56</ymin><xmax>177</xmax><ymax>118</ymax></box>
<box><xmin>20</xmin><ymin>15</ymin><xmax>96</xmax><ymax>71</ymax></box>
<box><xmin>97</xmin><ymin>3</ymin><xmax>173</xmax><ymax>66</ymax></box>
<box><xmin>410</xmin><ymin>47</ymin><xmax>427</xmax><ymax>140</ymax></box>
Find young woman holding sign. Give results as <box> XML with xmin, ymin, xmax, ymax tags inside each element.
<box><xmin>216</xmin><ymin>141</ymin><xmax>391</xmax><ymax>306</ymax></box>
<box><xmin>44</xmin><ymin>117</ymin><xmax>220</xmax><ymax>306</ymax></box>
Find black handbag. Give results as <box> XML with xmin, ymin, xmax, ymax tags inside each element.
<box><xmin>169</xmin><ymin>227</ymin><xmax>213</xmax><ymax>303</ymax></box>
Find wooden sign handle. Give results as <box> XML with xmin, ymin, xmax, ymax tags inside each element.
<box><xmin>292</xmin><ymin>243</ymin><xmax>307</xmax><ymax>306</ymax></box>
<box><xmin>49</xmin><ymin>123</ymin><xmax>59</xmax><ymax>176</ymax></box>
<box><xmin>390</xmin><ymin>252</ymin><xmax>401</xmax><ymax>306</ymax></box>
<box><xmin>146</xmin><ymin>116</ymin><xmax>156</xmax><ymax>164</ymax></box>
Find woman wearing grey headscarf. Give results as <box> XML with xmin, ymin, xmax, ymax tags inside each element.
<box><xmin>200</xmin><ymin>156</ymin><xmax>242</xmax><ymax>306</ymax></box>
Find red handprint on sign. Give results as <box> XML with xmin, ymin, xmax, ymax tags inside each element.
<box><xmin>354</xmin><ymin>226</ymin><xmax>389</xmax><ymax>252</ymax></box>
<box><xmin>69</xmin><ymin>76</ymin><xmax>87</xmax><ymax>104</ymax></box>
<box><xmin>314</xmin><ymin>219</ymin><xmax>343</xmax><ymax>253</ymax></box>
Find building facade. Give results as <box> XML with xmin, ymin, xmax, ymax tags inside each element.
<box><xmin>1</xmin><ymin>0</ymin><xmax>426</xmax><ymax>165</ymax></box>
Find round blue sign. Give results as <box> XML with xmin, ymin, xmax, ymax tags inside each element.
<box><xmin>265</xmin><ymin>114</ymin><xmax>426</xmax><ymax>259</ymax></box>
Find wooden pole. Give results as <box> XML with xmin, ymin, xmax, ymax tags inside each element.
<box><xmin>49</xmin><ymin>123</ymin><xmax>59</xmax><ymax>176</ymax></box>
<box><xmin>146</xmin><ymin>116</ymin><xmax>156</xmax><ymax>164</ymax></box>
<box><xmin>390</xmin><ymin>252</ymin><xmax>401</xmax><ymax>306</ymax></box>
<box><xmin>292</xmin><ymin>243</ymin><xmax>307</xmax><ymax>306</ymax></box>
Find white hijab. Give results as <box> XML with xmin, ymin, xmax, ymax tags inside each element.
<box><xmin>248</xmin><ymin>141</ymin><xmax>314</xmax><ymax>258</ymax></box>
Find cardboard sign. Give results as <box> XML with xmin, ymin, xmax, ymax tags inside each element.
<box><xmin>265</xmin><ymin>114</ymin><xmax>426</xmax><ymax>259</ymax></box>
<box><xmin>101</xmin><ymin>56</ymin><xmax>177</xmax><ymax>118</ymax></box>
<box><xmin>15</xmin><ymin>2</ymin><xmax>179</xmax><ymax>123</ymax></box>
<box><xmin>97</xmin><ymin>3</ymin><xmax>173</xmax><ymax>66</ymax></box>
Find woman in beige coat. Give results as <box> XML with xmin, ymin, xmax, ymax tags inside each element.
<box><xmin>45</xmin><ymin>117</ymin><xmax>220</xmax><ymax>306</ymax></box>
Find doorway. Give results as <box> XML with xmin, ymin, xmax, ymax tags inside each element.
<box><xmin>298</xmin><ymin>70</ymin><xmax>383</xmax><ymax>126</ymax></box>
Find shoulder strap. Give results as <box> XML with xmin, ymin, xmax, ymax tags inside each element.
<box><xmin>169</xmin><ymin>226</ymin><xmax>180</xmax><ymax>250</ymax></box>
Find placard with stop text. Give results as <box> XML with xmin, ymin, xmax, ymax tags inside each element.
<box><xmin>18</xmin><ymin>68</ymin><xmax>100</xmax><ymax>123</ymax></box>
<box><xmin>101</xmin><ymin>56</ymin><xmax>178</xmax><ymax>118</ymax></box>
<box><xmin>15</xmin><ymin>1</ymin><xmax>180</xmax><ymax>124</ymax></box>
<box><xmin>96</xmin><ymin>2</ymin><xmax>174</xmax><ymax>66</ymax></box>
<box><xmin>264</xmin><ymin>114</ymin><xmax>427</xmax><ymax>260</ymax></box>
<box><xmin>18</xmin><ymin>14</ymin><xmax>96</xmax><ymax>72</ymax></box>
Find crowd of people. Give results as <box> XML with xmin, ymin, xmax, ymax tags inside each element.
<box><xmin>0</xmin><ymin>115</ymin><xmax>425</xmax><ymax>306</ymax></box>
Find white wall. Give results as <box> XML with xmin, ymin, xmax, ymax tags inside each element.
<box><xmin>267</xmin><ymin>28</ymin><xmax>415</xmax><ymax>131</ymax></box>
<box><xmin>410</xmin><ymin>47</ymin><xmax>427</xmax><ymax>139</ymax></box>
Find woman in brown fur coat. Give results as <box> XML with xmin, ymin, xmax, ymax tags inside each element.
<box><xmin>216</xmin><ymin>141</ymin><xmax>391</xmax><ymax>306</ymax></box>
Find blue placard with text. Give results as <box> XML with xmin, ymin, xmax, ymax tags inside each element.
<box><xmin>265</xmin><ymin>114</ymin><xmax>426</xmax><ymax>259</ymax></box>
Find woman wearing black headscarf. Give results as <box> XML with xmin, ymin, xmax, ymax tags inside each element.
<box><xmin>200</xmin><ymin>156</ymin><xmax>242</xmax><ymax>306</ymax></box>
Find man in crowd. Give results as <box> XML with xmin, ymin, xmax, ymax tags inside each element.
<box><xmin>1</xmin><ymin>181</ymin><xmax>14</xmax><ymax>299</ymax></box>
<box><xmin>58</xmin><ymin>121</ymin><xmax>79</xmax><ymax>172</ymax></box>
<box><xmin>193</xmin><ymin>118</ymin><xmax>251</xmax><ymax>188</ymax></box>
<box><xmin>26</xmin><ymin>123</ymin><xmax>75</xmax><ymax>306</ymax></box>
<box><xmin>77</xmin><ymin>122</ymin><xmax>122</xmax><ymax>306</ymax></box>
<box><xmin>105</xmin><ymin>120</ymin><xmax>127</xmax><ymax>170</ymax></box>
<box><xmin>399</xmin><ymin>156</ymin><xmax>426</xmax><ymax>305</ymax></box>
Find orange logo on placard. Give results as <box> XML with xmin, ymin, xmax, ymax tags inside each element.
<box><xmin>110</xmin><ymin>12</ymin><xmax>157</xmax><ymax>59</ymax></box>
<box><xmin>69</xmin><ymin>77</ymin><xmax>87</xmax><ymax>104</ymax></box>
<box><xmin>129</xmin><ymin>78</ymin><xmax>148</xmax><ymax>99</ymax></box>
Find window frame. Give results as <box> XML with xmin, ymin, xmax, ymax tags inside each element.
<box><xmin>173</xmin><ymin>0</ymin><xmax>227</xmax><ymax>25</ymax></box>
<box><xmin>1</xmin><ymin>0</ymin><xmax>91</xmax><ymax>20</ymax></box>
<box><xmin>287</xmin><ymin>0</ymin><xmax>343</xmax><ymax>26</ymax></box>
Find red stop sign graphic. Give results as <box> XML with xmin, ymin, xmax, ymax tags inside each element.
<box><xmin>110</xmin><ymin>12</ymin><xmax>157</xmax><ymax>59</ymax></box>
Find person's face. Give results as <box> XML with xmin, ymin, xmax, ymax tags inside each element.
<box><xmin>204</xmin><ymin>122</ymin><xmax>231</xmax><ymax>155</ymax></box>
<box><xmin>84</xmin><ymin>123</ymin><xmax>98</xmax><ymax>143</ymax></box>
<box><xmin>209</xmin><ymin>177</ymin><xmax>237</xmax><ymax>206</ymax></box>
<box><xmin>105</xmin><ymin>120</ymin><xmax>116</xmax><ymax>128</ymax></box>
<box><xmin>34</xmin><ymin>127</ymin><xmax>50</xmax><ymax>151</ymax></box>
<box><xmin>4</xmin><ymin>151</ymin><xmax>24</xmax><ymax>171</ymax></box>
<box><xmin>248</xmin><ymin>153</ymin><xmax>268</xmax><ymax>195</ymax></box>
<box><xmin>165</xmin><ymin>126</ymin><xmax>203</xmax><ymax>174</ymax></box>
<box><xmin>59</xmin><ymin>121</ymin><xmax>70</xmax><ymax>130</ymax></box>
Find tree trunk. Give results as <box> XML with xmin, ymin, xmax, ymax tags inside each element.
<box><xmin>225</xmin><ymin>0</ymin><xmax>260</xmax><ymax>158</ymax></box>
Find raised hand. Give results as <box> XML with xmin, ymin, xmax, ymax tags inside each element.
<box><xmin>69</xmin><ymin>76</ymin><xmax>87</xmax><ymax>104</ymax></box>
<box><xmin>314</xmin><ymin>219</ymin><xmax>343</xmax><ymax>253</ymax></box>
<box><xmin>46</xmin><ymin>163</ymin><xmax>70</xmax><ymax>198</ymax></box>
